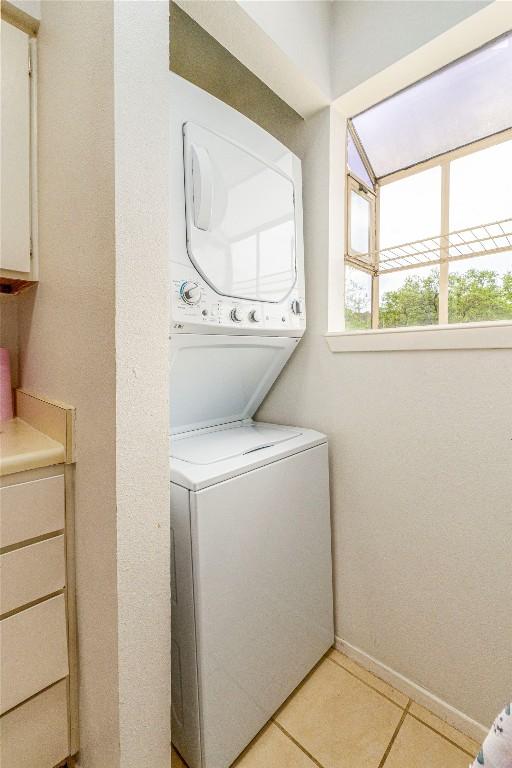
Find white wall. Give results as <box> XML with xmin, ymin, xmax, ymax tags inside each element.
<box><xmin>239</xmin><ymin>0</ymin><xmax>331</xmax><ymax>96</ymax></box>
<box><xmin>175</xmin><ymin>0</ymin><xmax>492</xmax><ymax>112</ymax></box>
<box><xmin>331</xmin><ymin>0</ymin><xmax>492</xmax><ymax>98</ymax></box>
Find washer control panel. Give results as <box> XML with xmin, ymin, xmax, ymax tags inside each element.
<box><xmin>171</xmin><ymin>273</ymin><xmax>305</xmax><ymax>335</ymax></box>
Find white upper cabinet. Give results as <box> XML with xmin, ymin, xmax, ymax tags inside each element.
<box><xmin>1</xmin><ymin>20</ymin><xmax>36</xmax><ymax>287</ymax></box>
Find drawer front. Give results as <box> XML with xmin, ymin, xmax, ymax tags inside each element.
<box><xmin>0</xmin><ymin>474</ymin><xmax>65</xmax><ymax>548</ymax></box>
<box><xmin>0</xmin><ymin>594</ymin><xmax>69</xmax><ymax>714</ymax></box>
<box><xmin>0</xmin><ymin>679</ymin><xmax>69</xmax><ymax>768</ymax></box>
<box><xmin>0</xmin><ymin>535</ymin><xmax>66</xmax><ymax>615</ymax></box>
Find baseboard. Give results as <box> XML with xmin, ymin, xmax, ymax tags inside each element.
<box><xmin>335</xmin><ymin>636</ymin><xmax>488</xmax><ymax>743</ymax></box>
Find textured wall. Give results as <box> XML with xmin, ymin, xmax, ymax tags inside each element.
<box><xmin>257</xmin><ymin>108</ymin><xmax>512</xmax><ymax>729</ymax></box>
<box><xmin>114</xmin><ymin>1</ymin><xmax>171</xmax><ymax>766</ymax></box>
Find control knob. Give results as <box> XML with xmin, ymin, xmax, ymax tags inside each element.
<box><xmin>291</xmin><ymin>299</ymin><xmax>303</xmax><ymax>315</ymax></box>
<box><xmin>230</xmin><ymin>307</ymin><xmax>243</xmax><ymax>322</ymax></box>
<box><xmin>180</xmin><ymin>281</ymin><xmax>202</xmax><ymax>305</ymax></box>
<box><xmin>248</xmin><ymin>309</ymin><xmax>261</xmax><ymax>323</ymax></box>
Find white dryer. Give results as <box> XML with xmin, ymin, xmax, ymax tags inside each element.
<box><xmin>170</xmin><ymin>335</ymin><xmax>334</xmax><ymax>768</ymax></box>
<box><xmin>170</xmin><ymin>74</ymin><xmax>305</xmax><ymax>337</ymax></box>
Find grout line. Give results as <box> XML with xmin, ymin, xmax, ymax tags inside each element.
<box><xmin>272</xmin><ymin>652</ymin><xmax>329</xmax><ymax>722</ymax></box>
<box><xmin>326</xmin><ymin>655</ymin><xmax>405</xmax><ymax>710</ymax></box>
<box><xmin>330</xmin><ymin>651</ymin><xmax>478</xmax><ymax>757</ymax></box>
<box><xmin>231</xmin><ymin>654</ymin><xmax>329</xmax><ymax>767</ymax></box>
<box><xmin>408</xmin><ymin>712</ymin><xmax>478</xmax><ymax>758</ymax></box>
<box><xmin>272</xmin><ymin>720</ymin><xmax>327</xmax><ymax>768</ymax></box>
<box><xmin>378</xmin><ymin>700</ymin><xmax>411</xmax><ymax>768</ymax></box>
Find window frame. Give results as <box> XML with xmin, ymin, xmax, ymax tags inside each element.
<box><xmin>343</xmin><ymin>126</ymin><xmax>512</xmax><ymax>337</ymax></box>
<box><xmin>346</xmin><ymin>174</ymin><xmax>376</xmax><ymax>264</ymax></box>
<box><xmin>345</xmin><ymin>173</ymin><xmax>378</xmax><ymax>329</ymax></box>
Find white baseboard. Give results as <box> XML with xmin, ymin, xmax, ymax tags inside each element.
<box><xmin>335</xmin><ymin>636</ymin><xmax>488</xmax><ymax>743</ymax></box>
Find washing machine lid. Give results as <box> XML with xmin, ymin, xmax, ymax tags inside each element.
<box><xmin>184</xmin><ymin>122</ymin><xmax>297</xmax><ymax>304</ymax></box>
<box><xmin>170</xmin><ymin>422</ymin><xmax>327</xmax><ymax>490</ymax></box>
<box><xmin>170</xmin><ymin>334</ymin><xmax>299</xmax><ymax>435</ymax></box>
<box><xmin>171</xmin><ymin>422</ymin><xmax>301</xmax><ymax>465</ymax></box>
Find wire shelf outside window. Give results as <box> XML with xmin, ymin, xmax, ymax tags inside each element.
<box><xmin>346</xmin><ymin>218</ymin><xmax>512</xmax><ymax>275</ymax></box>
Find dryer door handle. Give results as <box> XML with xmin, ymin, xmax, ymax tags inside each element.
<box><xmin>191</xmin><ymin>145</ymin><xmax>213</xmax><ymax>231</ymax></box>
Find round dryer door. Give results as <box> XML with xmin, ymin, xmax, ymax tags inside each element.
<box><xmin>183</xmin><ymin>123</ymin><xmax>297</xmax><ymax>304</ymax></box>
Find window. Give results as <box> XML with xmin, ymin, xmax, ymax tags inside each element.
<box><xmin>379</xmin><ymin>266</ymin><xmax>440</xmax><ymax>329</ymax></box>
<box><xmin>350</xmin><ymin>33</ymin><xmax>512</xmax><ymax>178</ymax></box>
<box><xmin>379</xmin><ymin>168</ymin><xmax>441</xmax><ymax>250</ymax></box>
<box><xmin>345</xmin><ymin>131</ymin><xmax>512</xmax><ymax>331</ymax></box>
<box><xmin>345</xmin><ymin>265</ymin><xmax>372</xmax><ymax>330</ymax></box>
<box><xmin>346</xmin><ymin>175</ymin><xmax>375</xmax><ymax>263</ymax></box>
<box><xmin>343</xmin><ymin>32</ymin><xmax>512</xmax><ymax>335</ymax></box>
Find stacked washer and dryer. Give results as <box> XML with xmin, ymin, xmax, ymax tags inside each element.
<box><xmin>169</xmin><ymin>75</ymin><xmax>334</xmax><ymax>768</ymax></box>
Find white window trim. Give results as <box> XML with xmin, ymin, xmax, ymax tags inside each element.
<box><xmin>326</xmin><ymin>320</ymin><xmax>512</xmax><ymax>353</ymax></box>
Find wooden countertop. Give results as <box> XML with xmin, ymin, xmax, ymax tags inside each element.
<box><xmin>0</xmin><ymin>418</ymin><xmax>65</xmax><ymax>477</ymax></box>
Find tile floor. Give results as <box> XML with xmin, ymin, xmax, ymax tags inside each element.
<box><xmin>171</xmin><ymin>648</ymin><xmax>480</xmax><ymax>768</ymax></box>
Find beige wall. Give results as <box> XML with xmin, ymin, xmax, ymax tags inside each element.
<box><xmin>257</xmin><ymin>106</ymin><xmax>512</xmax><ymax>730</ymax></box>
<box><xmin>114</xmin><ymin>1</ymin><xmax>171</xmax><ymax>766</ymax></box>
<box><xmin>16</xmin><ymin>2</ymin><xmax>171</xmax><ymax>766</ymax></box>
<box><xmin>0</xmin><ymin>297</ymin><xmax>19</xmax><ymax>388</ymax></box>
<box><xmin>17</xmin><ymin>2</ymin><xmax>119</xmax><ymax>764</ymax></box>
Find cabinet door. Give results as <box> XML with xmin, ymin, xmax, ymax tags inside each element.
<box><xmin>0</xmin><ymin>594</ymin><xmax>69</xmax><ymax>714</ymax></box>
<box><xmin>0</xmin><ymin>679</ymin><xmax>69</xmax><ymax>768</ymax></box>
<box><xmin>1</xmin><ymin>21</ymin><xmax>31</xmax><ymax>274</ymax></box>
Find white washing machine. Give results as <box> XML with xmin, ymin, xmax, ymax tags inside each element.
<box><xmin>170</xmin><ymin>335</ymin><xmax>334</xmax><ymax>768</ymax></box>
<box><xmin>169</xmin><ymin>76</ymin><xmax>334</xmax><ymax>768</ymax></box>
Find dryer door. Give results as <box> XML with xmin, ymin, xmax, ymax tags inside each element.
<box><xmin>184</xmin><ymin>123</ymin><xmax>297</xmax><ymax>303</ymax></box>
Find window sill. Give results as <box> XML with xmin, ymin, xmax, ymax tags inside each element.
<box><xmin>326</xmin><ymin>320</ymin><xmax>512</xmax><ymax>352</ymax></box>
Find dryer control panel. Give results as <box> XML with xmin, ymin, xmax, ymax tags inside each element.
<box><xmin>171</xmin><ymin>273</ymin><xmax>305</xmax><ymax>335</ymax></box>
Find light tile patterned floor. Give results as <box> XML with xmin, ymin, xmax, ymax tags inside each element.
<box><xmin>171</xmin><ymin>648</ymin><xmax>480</xmax><ymax>768</ymax></box>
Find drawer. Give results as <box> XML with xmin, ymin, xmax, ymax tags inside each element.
<box><xmin>0</xmin><ymin>474</ymin><xmax>65</xmax><ymax>548</ymax></box>
<box><xmin>0</xmin><ymin>535</ymin><xmax>66</xmax><ymax>615</ymax></box>
<box><xmin>0</xmin><ymin>679</ymin><xmax>69</xmax><ymax>768</ymax></box>
<box><xmin>0</xmin><ymin>594</ymin><xmax>69</xmax><ymax>714</ymax></box>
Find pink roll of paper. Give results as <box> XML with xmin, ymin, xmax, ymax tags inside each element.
<box><xmin>0</xmin><ymin>347</ymin><xmax>14</xmax><ymax>421</ymax></box>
